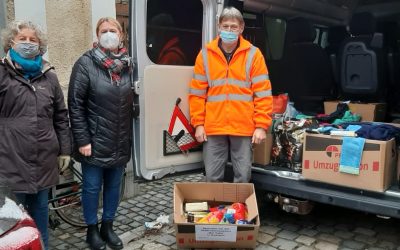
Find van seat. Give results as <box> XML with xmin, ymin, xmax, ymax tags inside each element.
<box><xmin>338</xmin><ymin>12</ymin><xmax>387</xmax><ymax>102</ymax></box>
<box><xmin>273</xmin><ymin>17</ymin><xmax>335</xmax><ymax>115</ymax></box>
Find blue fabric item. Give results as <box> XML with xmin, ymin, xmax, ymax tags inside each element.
<box><xmin>15</xmin><ymin>189</ymin><xmax>50</xmax><ymax>250</ymax></box>
<box><xmin>317</xmin><ymin>126</ymin><xmax>339</xmax><ymax>133</ymax></box>
<box><xmin>81</xmin><ymin>163</ymin><xmax>124</xmax><ymax>225</ymax></box>
<box><xmin>339</xmin><ymin>137</ymin><xmax>365</xmax><ymax>175</ymax></box>
<box><xmin>341</xmin><ymin>122</ymin><xmax>400</xmax><ymax>143</ymax></box>
<box><xmin>9</xmin><ymin>48</ymin><xmax>43</xmax><ymax>79</ymax></box>
<box><xmin>355</xmin><ymin>124</ymin><xmax>400</xmax><ymax>143</ymax></box>
<box><xmin>346</xmin><ymin>124</ymin><xmax>362</xmax><ymax>132</ymax></box>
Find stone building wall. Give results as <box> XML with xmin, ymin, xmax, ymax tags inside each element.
<box><xmin>45</xmin><ymin>0</ymin><xmax>92</xmax><ymax>92</ymax></box>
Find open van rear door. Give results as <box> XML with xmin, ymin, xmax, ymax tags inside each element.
<box><xmin>130</xmin><ymin>0</ymin><xmax>220</xmax><ymax>180</ymax></box>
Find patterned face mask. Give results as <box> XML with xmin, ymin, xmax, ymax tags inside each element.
<box><xmin>12</xmin><ymin>41</ymin><xmax>40</xmax><ymax>58</ymax></box>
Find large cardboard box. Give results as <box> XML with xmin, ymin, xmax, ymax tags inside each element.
<box><xmin>174</xmin><ymin>182</ymin><xmax>259</xmax><ymax>249</ymax></box>
<box><xmin>324</xmin><ymin>101</ymin><xmax>386</xmax><ymax>121</ymax></box>
<box><xmin>302</xmin><ymin>133</ymin><xmax>396</xmax><ymax>192</ymax></box>
<box><xmin>253</xmin><ymin>133</ymin><xmax>273</xmax><ymax>165</ymax></box>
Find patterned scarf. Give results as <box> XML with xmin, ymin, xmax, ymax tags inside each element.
<box><xmin>92</xmin><ymin>43</ymin><xmax>131</xmax><ymax>85</ymax></box>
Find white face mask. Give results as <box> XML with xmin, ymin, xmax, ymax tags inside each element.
<box><xmin>99</xmin><ymin>32</ymin><xmax>120</xmax><ymax>49</ymax></box>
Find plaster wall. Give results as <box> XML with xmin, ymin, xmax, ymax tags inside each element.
<box><xmin>45</xmin><ymin>0</ymin><xmax>92</xmax><ymax>92</ymax></box>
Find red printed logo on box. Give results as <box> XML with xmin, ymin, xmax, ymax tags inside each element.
<box><xmin>325</xmin><ymin>145</ymin><xmax>339</xmax><ymax>158</ymax></box>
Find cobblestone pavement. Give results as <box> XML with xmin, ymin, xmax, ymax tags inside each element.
<box><xmin>50</xmin><ymin>172</ymin><xmax>400</xmax><ymax>250</ymax></box>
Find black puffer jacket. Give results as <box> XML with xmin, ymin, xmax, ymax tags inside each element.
<box><xmin>0</xmin><ymin>56</ymin><xmax>71</xmax><ymax>193</ymax></box>
<box><xmin>68</xmin><ymin>50</ymin><xmax>134</xmax><ymax>167</ymax></box>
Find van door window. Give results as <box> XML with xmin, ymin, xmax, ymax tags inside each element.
<box><xmin>146</xmin><ymin>0</ymin><xmax>202</xmax><ymax>66</ymax></box>
<box><xmin>264</xmin><ymin>17</ymin><xmax>286</xmax><ymax>60</ymax></box>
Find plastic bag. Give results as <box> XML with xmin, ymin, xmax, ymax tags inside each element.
<box><xmin>272</xmin><ymin>93</ymin><xmax>289</xmax><ymax>115</ymax></box>
<box><xmin>271</xmin><ymin>118</ymin><xmax>317</xmax><ymax>172</ymax></box>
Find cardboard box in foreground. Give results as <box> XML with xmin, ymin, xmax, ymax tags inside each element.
<box><xmin>174</xmin><ymin>182</ymin><xmax>259</xmax><ymax>249</ymax></box>
<box><xmin>302</xmin><ymin>133</ymin><xmax>396</xmax><ymax>192</ymax></box>
<box><xmin>324</xmin><ymin>101</ymin><xmax>386</xmax><ymax>121</ymax></box>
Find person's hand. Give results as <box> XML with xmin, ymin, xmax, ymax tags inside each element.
<box><xmin>195</xmin><ymin>125</ymin><xmax>207</xmax><ymax>143</ymax></box>
<box><xmin>252</xmin><ymin>128</ymin><xmax>266</xmax><ymax>144</ymax></box>
<box><xmin>79</xmin><ymin>144</ymin><xmax>92</xmax><ymax>157</ymax></box>
<box><xmin>58</xmin><ymin>155</ymin><xmax>71</xmax><ymax>173</ymax></box>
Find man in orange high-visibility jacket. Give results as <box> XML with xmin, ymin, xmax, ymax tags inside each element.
<box><xmin>189</xmin><ymin>6</ymin><xmax>272</xmax><ymax>183</ymax></box>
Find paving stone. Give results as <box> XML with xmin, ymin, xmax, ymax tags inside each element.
<box><xmin>342</xmin><ymin>239</ymin><xmax>367</xmax><ymax>249</ymax></box>
<box><xmin>118</xmin><ymin>209</ymin><xmax>129</xmax><ymax>215</ymax></box>
<box><xmin>317</xmin><ymin>233</ymin><xmax>341</xmax><ymax>244</ymax></box>
<box><xmin>255</xmin><ymin>245</ymin><xmax>278</xmax><ymax>250</ymax></box>
<box><xmin>155</xmin><ymin>234</ymin><xmax>176</xmax><ymax>246</ymax></box>
<box><xmin>334</xmin><ymin>230</ymin><xmax>354</xmax><ymax>239</ymax></box>
<box><xmin>142</xmin><ymin>242</ymin><xmax>171</xmax><ymax>250</ymax></box>
<box><xmin>355</xmin><ymin>233</ymin><xmax>378</xmax><ymax>245</ymax></box>
<box><xmin>257</xmin><ymin>232</ymin><xmax>275</xmax><ymax>244</ymax></box>
<box><xmin>276</xmin><ymin>229</ymin><xmax>299</xmax><ymax>240</ymax></box>
<box><xmin>377</xmin><ymin>240</ymin><xmax>397</xmax><ymax>249</ymax></box>
<box><xmin>136</xmin><ymin>202</ymin><xmax>146</xmax><ymax>208</ymax></box>
<box><xmin>353</xmin><ymin>226</ymin><xmax>376</xmax><ymax>236</ymax></box>
<box><xmin>377</xmin><ymin>232</ymin><xmax>399</xmax><ymax>242</ymax></box>
<box><xmin>259</xmin><ymin>225</ymin><xmax>281</xmax><ymax>235</ymax></box>
<box><xmin>296</xmin><ymin>246</ymin><xmax>314</xmax><ymax>250</ymax></box>
<box><xmin>265</xmin><ymin>219</ymin><xmax>282</xmax><ymax>227</ymax></box>
<box><xmin>298</xmin><ymin>228</ymin><xmax>318</xmax><ymax>237</ymax></box>
<box><xmin>269</xmin><ymin>238</ymin><xmax>298</xmax><ymax>250</ymax></box>
<box><xmin>124</xmin><ymin>241</ymin><xmax>144</xmax><ymax>250</ymax></box>
<box><xmin>280</xmin><ymin>222</ymin><xmax>300</xmax><ymax>232</ymax></box>
<box><xmin>58</xmin><ymin>233</ymin><xmax>71</xmax><ymax>240</ymax></box>
<box><xmin>316</xmin><ymin>224</ymin><xmax>335</xmax><ymax>233</ymax></box>
<box><xmin>295</xmin><ymin>235</ymin><xmax>316</xmax><ymax>246</ymax></box>
<box><xmin>314</xmin><ymin>241</ymin><xmax>339</xmax><ymax>250</ymax></box>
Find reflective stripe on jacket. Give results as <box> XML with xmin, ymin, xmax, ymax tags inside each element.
<box><xmin>189</xmin><ymin>36</ymin><xmax>272</xmax><ymax>136</ymax></box>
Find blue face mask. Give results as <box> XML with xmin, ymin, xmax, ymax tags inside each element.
<box><xmin>220</xmin><ymin>30</ymin><xmax>239</xmax><ymax>44</ymax></box>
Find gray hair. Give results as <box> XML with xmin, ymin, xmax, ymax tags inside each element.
<box><xmin>1</xmin><ymin>20</ymin><xmax>48</xmax><ymax>54</ymax></box>
<box><xmin>219</xmin><ymin>7</ymin><xmax>244</xmax><ymax>26</ymax></box>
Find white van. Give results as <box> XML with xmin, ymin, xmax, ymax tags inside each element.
<box><xmin>130</xmin><ymin>0</ymin><xmax>400</xmax><ymax>218</ymax></box>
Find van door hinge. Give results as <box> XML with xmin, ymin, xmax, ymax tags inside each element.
<box><xmin>133</xmin><ymin>81</ymin><xmax>140</xmax><ymax>95</ymax></box>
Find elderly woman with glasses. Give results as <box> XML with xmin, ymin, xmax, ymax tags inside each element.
<box><xmin>189</xmin><ymin>6</ymin><xmax>273</xmax><ymax>183</ymax></box>
<box><xmin>0</xmin><ymin>20</ymin><xmax>71</xmax><ymax>250</ymax></box>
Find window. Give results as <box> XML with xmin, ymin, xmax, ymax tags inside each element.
<box><xmin>146</xmin><ymin>0</ymin><xmax>203</xmax><ymax>66</ymax></box>
<box><xmin>264</xmin><ymin>17</ymin><xmax>286</xmax><ymax>60</ymax></box>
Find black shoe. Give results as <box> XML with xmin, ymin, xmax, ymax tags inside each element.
<box><xmin>86</xmin><ymin>224</ymin><xmax>106</xmax><ymax>250</ymax></box>
<box><xmin>100</xmin><ymin>220</ymin><xmax>123</xmax><ymax>250</ymax></box>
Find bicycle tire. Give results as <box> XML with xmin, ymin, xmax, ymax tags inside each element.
<box><xmin>49</xmin><ymin>161</ymin><xmax>126</xmax><ymax>228</ymax></box>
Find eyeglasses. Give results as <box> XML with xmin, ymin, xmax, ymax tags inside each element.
<box><xmin>220</xmin><ymin>24</ymin><xmax>240</xmax><ymax>32</ymax></box>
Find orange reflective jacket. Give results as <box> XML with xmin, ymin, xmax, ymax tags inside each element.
<box><xmin>189</xmin><ymin>36</ymin><xmax>272</xmax><ymax>136</ymax></box>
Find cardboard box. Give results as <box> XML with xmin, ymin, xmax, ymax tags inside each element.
<box><xmin>302</xmin><ymin>133</ymin><xmax>396</xmax><ymax>192</ymax></box>
<box><xmin>253</xmin><ymin>133</ymin><xmax>273</xmax><ymax>165</ymax></box>
<box><xmin>324</xmin><ymin>101</ymin><xmax>386</xmax><ymax>121</ymax></box>
<box><xmin>174</xmin><ymin>182</ymin><xmax>259</xmax><ymax>249</ymax></box>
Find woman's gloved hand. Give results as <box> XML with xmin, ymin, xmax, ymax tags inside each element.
<box><xmin>58</xmin><ymin>155</ymin><xmax>71</xmax><ymax>173</ymax></box>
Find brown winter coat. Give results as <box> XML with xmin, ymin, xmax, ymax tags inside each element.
<box><xmin>0</xmin><ymin>55</ymin><xmax>71</xmax><ymax>193</ymax></box>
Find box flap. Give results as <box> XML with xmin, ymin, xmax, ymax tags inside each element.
<box><xmin>245</xmin><ymin>192</ymin><xmax>259</xmax><ymax>222</ymax></box>
<box><xmin>174</xmin><ymin>184</ymin><xmax>185</xmax><ymax>223</ymax></box>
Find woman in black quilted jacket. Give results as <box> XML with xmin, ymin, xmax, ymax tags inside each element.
<box><xmin>68</xmin><ymin>17</ymin><xmax>134</xmax><ymax>250</ymax></box>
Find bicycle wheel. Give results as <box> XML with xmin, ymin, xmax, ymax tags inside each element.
<box><xmin>49</xmin><ymin>161</ymin><xmax>126</xmax><ymax>228</ymax></box>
